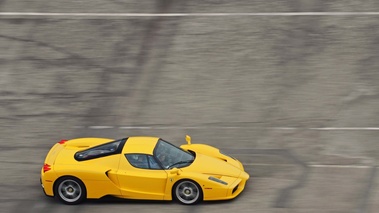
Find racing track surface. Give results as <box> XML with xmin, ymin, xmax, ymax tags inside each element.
<box><xmin>1</xmin><ymin>1</ymin><xmax>379</xmax><ymax>213</ymax></box>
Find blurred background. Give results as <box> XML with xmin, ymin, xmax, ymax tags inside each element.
<box><xmin>1</xmin><ymin>1</ymin><xmax>379</xmax><ymax>212</ymax></box>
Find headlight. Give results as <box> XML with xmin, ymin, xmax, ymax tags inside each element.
<box><xmin>208</xmin><ymin>176</ymin><xmax>228</xmax><ymax>185</ymax></box>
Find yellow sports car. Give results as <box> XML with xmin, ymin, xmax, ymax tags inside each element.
<box><xmin>41</xmin><ymin>135</ymin><xmax>249</xmax><ymax>205</ymax></box>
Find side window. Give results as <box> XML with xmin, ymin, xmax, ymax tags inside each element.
<box><xmin>126</xmin><ymin>154</ymin><xmax>149</xmax><ymax>169</ymax></box>
<box><xmin>75</xmin><ymin>139</ymin><xmax>125</xmax><ymax>161</ymax></box>
<box><xmin>148</xmin><ymin>155</ymin><xmax>161</xmax><ymax>169</ymax></box>
<box><xmin>125</xmin><ymin>154</ymin><xmax>162</xmax><ymax>170</ymax></box>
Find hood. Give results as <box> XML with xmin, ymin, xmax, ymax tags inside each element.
<box><xmin>183</xmin><ymin>153</ymin><xmax>242</xmax><ymax>178</ymax></box>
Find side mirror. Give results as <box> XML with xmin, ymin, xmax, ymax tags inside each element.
<box><xmin>185</xmin><ymin>135</ymin><xmax>191</xmax><ymax>145</ymax></box>
<box><xmin>170</xmin><ymin>168</ymin><xmax>181</xmax><ymax>175</ymax></box>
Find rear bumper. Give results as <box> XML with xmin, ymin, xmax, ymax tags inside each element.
<box><xmin>40</xmin><ymin>168</ymin><xmax>56</xmax><ymax>196</ymax></box>
<box><xmin>40</xmin><ymin>178</ymin><xmax>52</xmax><ymax>197</ymax></box>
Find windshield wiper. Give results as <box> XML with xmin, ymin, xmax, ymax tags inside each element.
<box><xmin>167</xmin><ymin>159</ymin><xmax>194</xmax><ymax>169</ymax></box>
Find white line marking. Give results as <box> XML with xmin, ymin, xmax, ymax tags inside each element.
<box><xmin>88</xmin><ymin>126</ymin><xmax>114</xmax><ymax>129</ymax></box>
<box><xmin>78</xmin><ymin>126</ymin><xmax>379</xmax><ymax>131</ymax></box>
<box><xmin>119</xmin><ymin>126</ymin><xmax>239</xmax><ymax>130</ymax></box>
<box><xmin>310</xmin><ymin>127</ymin><xmax>379</xmax><ymax>131</ymax></box>
<box><xmin>271</xmin><ymin>127</ymin><xmax>298</xmax><ymax>130</ymax></box>
<box><xmin>2</xmin><ymin>12</ymin><xmax>379</xmax><ymax>17</ymax></box>
<box><xmin>243</xmin><ymin>163</ymin><xmax>293</xmax><ymax>166</ymax></box>
<box><xmin>244</xmin><ymin>163</ymin><xmax>373</xmax><ymax>168</ymax></box>
<box><xmin>308</xmin><ymin>164</ymin><xmax>372</xmax><ymax>169</ymax></box>
<box><xmin>119</xmin><ymin>126</ymin><xmax>151</xmax><ymax>130</ymax></box>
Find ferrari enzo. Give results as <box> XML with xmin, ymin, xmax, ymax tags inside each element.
<box><xmin>40</xmin><ymin>135</ymin><xmax>249</xmax><ymax>205</ymax></box>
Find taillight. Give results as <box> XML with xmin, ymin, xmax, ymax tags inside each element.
<box><xmin>58</xmin><ymin>139</ymin><xmax>68</xmax><ymax>144</ymax></box>
<box><xmin>43</xmin><ymin>163</ymin><xmax>51</xmax><ymax>173</ymax></box>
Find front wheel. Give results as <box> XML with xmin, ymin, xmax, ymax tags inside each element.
<box><xmin>173</xmin><ymin>180</ymin><xmax>203</xmax><ymax>205</ymax></box>
<box><xmin>54</xmin><ymin>176</ymin><xmax>86</xmax><ymax>205</ymax></box>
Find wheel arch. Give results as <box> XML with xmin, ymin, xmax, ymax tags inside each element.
<box><xmin>53</xmin><ymin>175</ymin><xmax>87</xmax><ymax>197</ymax></box>
<box><xmin>171</xmin><ymin>178</ymin><xmax>203</xmax><ymax>204</ymax></box>
<box><xmin>53</xmin><ymin>175</ymin><xmax>88</xmax><ymax>203</ymax></box>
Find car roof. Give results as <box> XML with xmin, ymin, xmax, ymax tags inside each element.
<box><xmin>122</xmin><ymin>136</ymin><xmax>159</xmax><ymax>155</ymax></box>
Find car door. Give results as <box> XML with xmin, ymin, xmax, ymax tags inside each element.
<box><xmin>117</xmin><ymin>154</ymin><xmax>168</xmax><ymax>200</ymax></box>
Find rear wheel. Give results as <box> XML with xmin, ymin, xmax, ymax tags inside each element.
<box><xmin>54</xmin><ymin>176</ymin><xmax>86</xmax><ymax>205</ymax></box>
<box><xmin>173</xmin><ymin>180</ymin><xmax>202</xmax><ymax>205</ymax></box>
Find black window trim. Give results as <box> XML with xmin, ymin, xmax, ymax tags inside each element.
<box><xmin>74</xmin><ymin>138</ymin><xmax>128</xmax><ymax>161</ymax></box>
<box><xmin>125</xmin><ymin>153</ymin><xmax>163</xmax><ymax>170</ymax></box>
<box><xmin>152</xmin><ymin>138</ymin><xmax>196</xmax><ymax>169</ymax></box>
<box><xmin>153</xmin><ymin>138</ymin><xmax>195</xmax><ymax>158</ymax></box>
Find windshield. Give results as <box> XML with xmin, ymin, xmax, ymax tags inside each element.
<box><xmin>154</xmin><ymin>139</ymin><xmax>194</xmax><ymax>169</ymax></box>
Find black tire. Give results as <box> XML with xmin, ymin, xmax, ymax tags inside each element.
<box><xmin>54</xmin><ymin>176</ymin><xmax>86</xmax><ymax>205</ymax></box>
<box><xmin>173</xmin><ymin>180</ymin><xmax>203</xmax><ymax>205</ymax></box>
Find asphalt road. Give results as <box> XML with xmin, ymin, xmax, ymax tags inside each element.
<box><xmin>1</xmin><ymin>1</ymin><xmax>379</xmax><ymax>213</ymax></box>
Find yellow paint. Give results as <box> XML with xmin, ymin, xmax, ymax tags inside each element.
<box><xmin>185</xmin><ymin>135</ymin><xmax>191</xmax><ymax>144</ymax></box>
<box><xmin>41</xmin><ymin>136</ymin><xmax>249</xmax><ymax>202</ymax></box>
